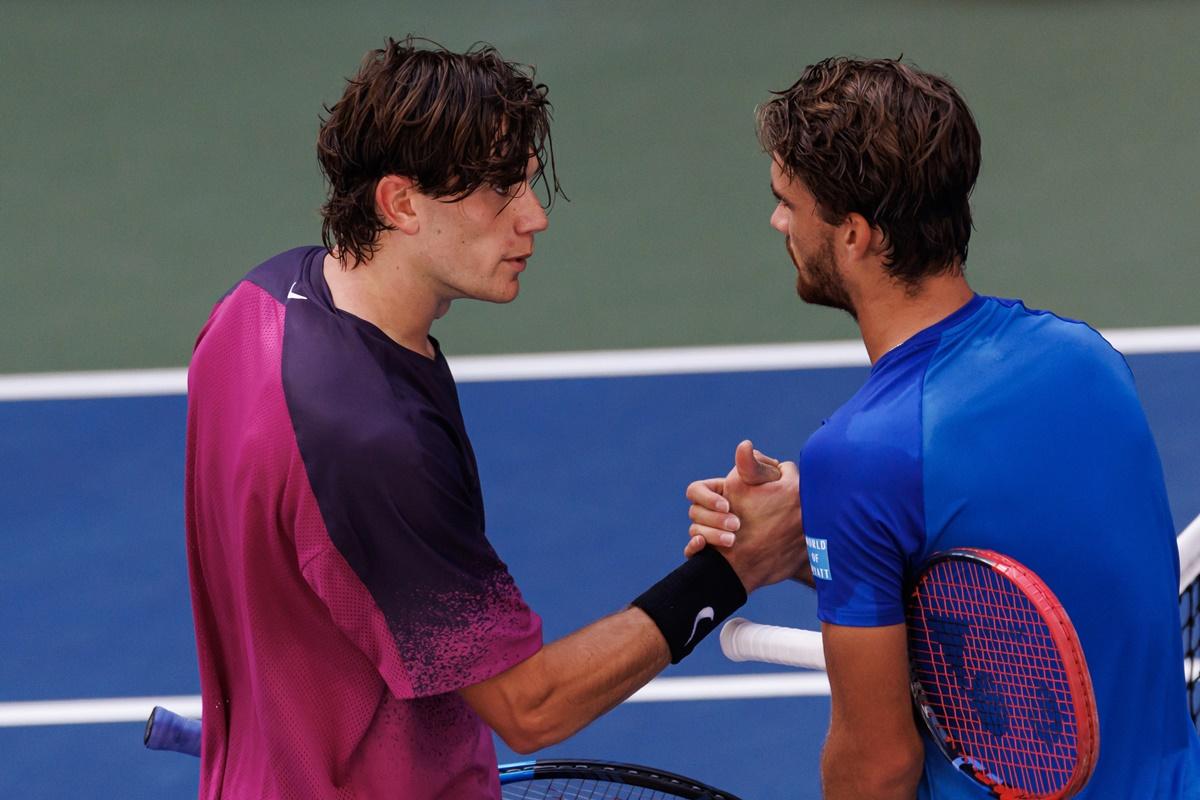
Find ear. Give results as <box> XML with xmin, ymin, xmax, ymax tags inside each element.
<box><xmin>375</xmin><ymin>175</ymin><xmax>420</xmax><ymax>235</ymax></box>
<box><xmin>840</xmin><ymin>212</ymin><xmax>885</xmax><ymax>263</ymax></box>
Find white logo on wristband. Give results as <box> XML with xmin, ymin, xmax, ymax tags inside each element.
<box><xmin>684</xmin><ymin>606</ymin><xmax>715</xmax><ymax>647</ymax></box>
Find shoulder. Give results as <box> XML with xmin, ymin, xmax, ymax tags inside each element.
<box><xmin>190</xmin><ymin>250</ymin><xmax>326</xmax><ymax>400</ymax></box>
<box><xmin>958</xmin><ymin>297</ymin><xmax>1127</xmax><ymax>369</ymax></box>
<box><xmin>801</xmin><ymin>356</ymin><xmax>929</xmax><ymax>561</ymax></box>
<box><xmin>802</xmin><ymin>344</ymin><xmax>929</xmax><ymax>551</ymax></box>
<box><xmin>804</xmin><ymin>347</ymin><xmax>930</xmax><ymax>479</ymax></box>
<box><xmin>802</xmin><ymin>396</ymin><xmax>925</xmax><ymax>544</ymax></box>
<box><xmin>242</xmin><ymin>246</ymin><xmax>325</xmax><ymax>304</ymax></box>
<box><xmin>195</xmin><ymin>247</ymin><xmax>323</xmax><ymax>342</ymax></box>
<box><xmin>929</xmin><ymin>297</ymin><xmax>1136</xmax><ymax>407</ymax></box>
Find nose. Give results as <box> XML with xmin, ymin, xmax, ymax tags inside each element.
<box><xmin>515</xmin><ymin>187</ymin><xmax>549</xmax><ymax>235</ymax></box>
<box><xmin>769</xmin><ymin>203</ymin><xmax>788</xmax><ymax>234</ymax></box>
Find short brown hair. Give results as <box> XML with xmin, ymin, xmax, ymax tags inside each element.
<box><xmin>317</xmin><ymin>37</ymin><xmax>561</xmax><ymax>265</ymax></box>
<box><xmin>757</xmin><ymin>58</ymin><xmax>980</xmax><ymax>284</ymax></box>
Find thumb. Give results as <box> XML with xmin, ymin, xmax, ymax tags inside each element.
<box><xmin>735</xmin><ymin>439</ymin><xmax>782</xmax><ymax>485</ymax></box>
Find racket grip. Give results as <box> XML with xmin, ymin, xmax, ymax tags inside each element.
<box><xmin>144</xmin><ymin>706</ymin><xmax>202</xmax><ymax>757</ymax></box>
<box><xmin>720</xmin><ymin>617</ymin><xmax>826</xmax><ymax>670</ymax></box>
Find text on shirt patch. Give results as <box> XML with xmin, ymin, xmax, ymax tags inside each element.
<box><xmin>807</xmin><ymin>537</ymin><xmax>831</xmax><ymax>580</ymax></box>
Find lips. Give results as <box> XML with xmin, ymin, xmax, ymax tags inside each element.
<box><xmin>504</xmin><ymin>253</ymin><xmax>532</xmax><ymax>271</ymax></box>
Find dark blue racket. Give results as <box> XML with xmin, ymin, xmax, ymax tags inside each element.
<box><xmin>145</xmin><ymin>707</ymin><xmax>741</xmax><ymax>799</ymax></box>
<box><xmin>497</xmin><ymin>759</ymin><xmax>741</xmax><ymax>799</ymax></box>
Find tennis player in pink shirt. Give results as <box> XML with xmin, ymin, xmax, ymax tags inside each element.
<box><xmin>185</xmin><ymin>37</ymin><xmax>808</xmax><ymax>799</ymax></box>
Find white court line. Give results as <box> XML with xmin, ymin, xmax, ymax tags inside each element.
<box><xmin>0</xmin><ymin>673</ymin><xmax>828</xmax><ymax>728</ymax></box>
<box><xmin>0</xmin><ymin>342</ymin><xmax>865</xmax><ymax>401</ymax></box>
<box><xmin>0</xmin><ymin>367</ymin><xmax>189</xmax><ymax>401</ymax></box>
<box><xmin>1105</xmin><ymin>326</ymin><xmax>1200</xmax><ymax>354</ymax></box>
<box><xmin>2</xmin><ymin>324</ymin><xmax>1200</xmax><ymax>402</ymax></box>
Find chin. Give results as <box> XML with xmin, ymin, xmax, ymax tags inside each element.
<box><xmin>487</xmin><ymin>283</ymin><xmax>521</xmax><ymax>305</ymax></box>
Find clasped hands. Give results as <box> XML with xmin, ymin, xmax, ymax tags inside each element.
<box><xmin>684</xmin><ymin>440</ymin><xmax>811</xmax><ymax>591</ymax></box>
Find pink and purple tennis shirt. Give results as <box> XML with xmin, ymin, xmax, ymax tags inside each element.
<box><xmin>185</xmin><ymin>246</ymin><xmax>542</xmax><ymax>799</ymax></box>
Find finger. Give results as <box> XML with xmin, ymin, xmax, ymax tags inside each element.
<box><xmin>752</xmin><ymin>449</ymin><xmax>781</xmax><ymax>468</ymax></box>
<box><xmin>688</xmin><ymin>504</ymin><xmax>740</xmax><ymax>532</ymax></box>
<box><xmin>735</xmin><ymin>439</ymin><xmax>783</xmax><ymax>485</ymax></box>
<box><xmin>689</xmin><ymin>523</ymin><xmax>737</xmax><ymax>548</ymax></box>
<box><xmin>685</xmin><ymin>478</ymin><xmax>729</xmax><ymax>512</ymax></box>
<box><xmin>684</xmin><ymin>535</ymin><xmax>707</xmax><ymax>559</ymax></box>
<box><xmin>778</xmin><ymin>460</ymin><xmax>801</xmax><ymax>482</ymax></box>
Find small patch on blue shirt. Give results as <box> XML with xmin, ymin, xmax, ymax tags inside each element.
<box><xmin>807</xmin><ymin>537</ymin><xmax>832</xmax><ymax>581</ymax></box>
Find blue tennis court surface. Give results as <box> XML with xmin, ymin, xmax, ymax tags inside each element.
<box><xmin>3</xmin><ymin>353</ymin><xmax>1198</xmax><ymax>798</ymax></box>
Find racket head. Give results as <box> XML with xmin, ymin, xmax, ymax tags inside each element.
<box><xmin>906</xmin><ymin>548</ymin><xmax>1099</xmax><ymax>799</ymax></box>
<box><xmin>498</xmin><ymin>759</ymin><xmax>742</xmax><ymax>799</ymax></box>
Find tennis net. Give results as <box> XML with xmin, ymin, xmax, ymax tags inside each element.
<box><xmin>1179</xmin><ymin>513</ymin><xmax>1200</xmax><ymax>731</ymax></box>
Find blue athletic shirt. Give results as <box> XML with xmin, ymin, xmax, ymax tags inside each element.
<box><xmin>801</xmin><ymin>295</ymin><xmax>1200</xmax><ymax>797</ymax></box>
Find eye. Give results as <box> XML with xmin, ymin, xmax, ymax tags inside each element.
<box><xmin>494</xmin><ymin>180</ymin><xmax>528</xmax><ymax>199</ymax></box>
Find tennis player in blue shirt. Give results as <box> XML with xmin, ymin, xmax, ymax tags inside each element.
<box><xmin>686</xmin><ymin>57</ymin><xmax>1200</xmax><ymax>798</ymax></box>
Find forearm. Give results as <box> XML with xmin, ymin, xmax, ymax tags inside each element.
<box><xmin>820</xmin><ymin>623</ymin><xmax>923</xmax><ymax>799</ymax></box>
<box><xmin>463</xmin><ymin>550</ymin><xmax>747</xmax><ymax>752</ymax></box>
<box><xmin>821</xmin><ymin>727</ymin><xmax>921</xmax><ymax>800</ymax></box>
<box><xmin>526</xmin><ymin>607</ymin><xmax>669</xmax><ymax>746</ymax></box>
<box><xmin>461</xmin><ymin>606</ymin><xmax>668</xmax><ymax>753</ymax></box>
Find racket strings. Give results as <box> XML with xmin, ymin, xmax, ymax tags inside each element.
<box><xmin>501</xmin><ymin>780</ymin><xmax>687</xmax><ymax>799</ymax></box>
<box><xmin>909</xmin><ymin>559</ymin><xmax>1083</xmax><ymax>796</ymax></box>
<box><xmin>498</xmin><ymin>762</ymin><xmax>735</xmax><ymax>800</ymax></box>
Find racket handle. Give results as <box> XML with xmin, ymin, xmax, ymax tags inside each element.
<box><xmin>144</xmin><ymin>706</ymin><xmax>202</xmax><ymax>757</ymax></box>
<box><xmin>720</xmin><ymin>617</ymin><xmax>825</xmax><ymax>670</ymax></box>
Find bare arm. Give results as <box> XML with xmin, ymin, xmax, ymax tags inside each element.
<box><xmin>821</xmin><ymin>622</ymin><xmax>923</xmax><ymax>799</ymax></box>
<box><xmin>460</xmin><ymin>442</ymin><xmax>810</xmax><ymax>754</ymax></box>
<box><xmin>458</xmin><ymin>607</ymin><xmax>667</xmax><ymax>754</ymax></box>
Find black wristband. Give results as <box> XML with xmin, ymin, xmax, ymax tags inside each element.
<box><xmin>632</xmin><ymin>548</ymin><xmax>748</xmax><ymax>664</ymax></box>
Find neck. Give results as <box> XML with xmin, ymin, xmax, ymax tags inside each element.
<box><xmin>854</xmin><ymin>269</ymin><xmax>975</xmax><ymax>364</ymax></box>
<box><xmin>322</xmin><ymin>250</ymin><xmax>445</xmax><ymax>359</ymax></box>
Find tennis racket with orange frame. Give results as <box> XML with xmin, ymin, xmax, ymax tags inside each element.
<box><xmin>724</xmin><ymin>547</ymin><xmax>1100</xmax><ymax>800</ymax></box>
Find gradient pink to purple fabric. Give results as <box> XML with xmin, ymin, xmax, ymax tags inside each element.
<box><xmin>185</xmin><ymin>250</ymin><xmax>542</xmax><ymax>799</ymax></box>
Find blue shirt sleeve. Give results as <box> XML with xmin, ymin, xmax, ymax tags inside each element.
<box><xmin>800</xmin><ymin>347</ymin><xmax>932</xmax><ymax>627</ymax></box>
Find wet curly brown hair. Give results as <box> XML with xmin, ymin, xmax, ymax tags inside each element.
<box><xmin>757</xmin><ymin>58</ymin><xmax>981</xmax><ymax>284</ymax></box>
<box><xmin>317</xmin><ymin>37</ymin><xmax>562</xmax><ymax>265</ymax></box>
